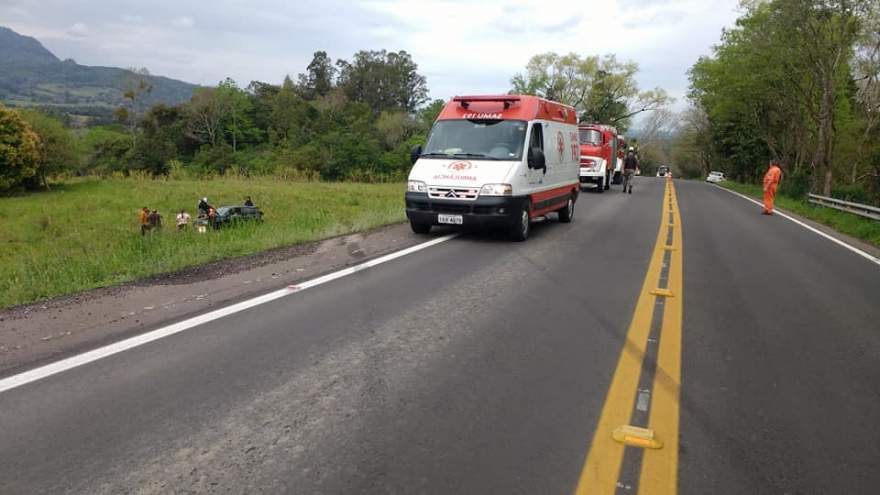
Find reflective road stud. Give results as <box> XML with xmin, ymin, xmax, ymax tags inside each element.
<box><xmin>612</xmin><ymin>425</ymin><xmax>663</xmax><ymax>449</ymax></box>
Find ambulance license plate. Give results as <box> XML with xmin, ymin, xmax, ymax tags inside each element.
<box><xmin>438</xmin><ymin>214</ymin><xmax>463</xmax><ymax>225</ymax></box>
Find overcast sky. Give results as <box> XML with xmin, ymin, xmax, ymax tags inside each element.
<box><xmin>1</xmin><ymin>0</ymin><xmax>741</xmax><ymax>115</ymax></box>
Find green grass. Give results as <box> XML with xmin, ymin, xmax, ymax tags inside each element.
<box><xmin>718</xmin><ymin>180</ymin><xmax>880</xmax><ymax>247</ymax></box>
<box><xmin>0</xmin><ymin>178</ymin><xmax>406</xmax><ymax>308</ymax></box>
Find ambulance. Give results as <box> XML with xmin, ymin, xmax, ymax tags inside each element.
<box><xmin>405</xmin><ymin>95</ymin><xmax>580</xmax><ymax>241</ymax></box>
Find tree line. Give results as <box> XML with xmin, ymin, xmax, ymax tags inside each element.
<box><xmin>1</xmin><ymin>49</ymin><xmax>443</xmax><ymax>191</ymax></box>
<box><xmin>676</xmin><ymin>0</ymin><xmax>880</xmax><ymax>204</ymax></box>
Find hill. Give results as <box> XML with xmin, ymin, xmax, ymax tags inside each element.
<box><xmin>0</xmin><ymin>26</ymin><xmax>197</xmax><ymax>113</ymax></box>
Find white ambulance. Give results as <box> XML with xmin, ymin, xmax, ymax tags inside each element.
<box><xmin>405</xmin><ymin>95</ymin><xmax>580</xmax><ymax>241</ymax></box>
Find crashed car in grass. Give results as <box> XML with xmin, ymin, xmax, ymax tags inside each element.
<box><xmin>196</xmin><ymin>205</ymin><xmax>263</xmax><ymax>229</ymax></box>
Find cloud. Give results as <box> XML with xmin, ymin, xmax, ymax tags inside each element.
<box><xmin>0</xmin><ymin>0</ymin><xmax>740</xmax><ymax>119</ymax></box>
<box><xmin>121</xmin><ymin>14</ymin><xmax>144</xmax><ymax>24</ymax></box>
<box><xmin>169</xmin><ymin>16</ymin><xmax>194</xmax><ymax>29</ymax></box>
<box><xmin>66</xmin><ymin>22</ymin><xmax>89</xmax><ymax>38</ymax></box>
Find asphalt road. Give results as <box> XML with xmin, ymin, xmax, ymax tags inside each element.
<box><xmin>1</xmin><ymin>178</ymin><xmax>878</xmax><ymax>494</ymax></box>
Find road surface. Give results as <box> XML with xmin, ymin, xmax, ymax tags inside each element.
<box><xmin>1</xmin><ymin>178</ymin><xmax>878</xmax><ymax>494</ymax></box>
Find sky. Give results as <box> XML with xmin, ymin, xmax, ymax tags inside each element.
<box><xmin>1</xmin><ymin>0</ymin><xmax>742</xmax><ymax>118</ymax></box>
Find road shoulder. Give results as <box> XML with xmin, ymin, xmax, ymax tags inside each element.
<box><xmin>0</xmin><ymin>222</ymin><xmax>429</xmax><ymax>376</ymax></box>
<box><xmin>713</xmin><ymin>183</ymin><xmax>880</xmax><ymax>258</ymax></box>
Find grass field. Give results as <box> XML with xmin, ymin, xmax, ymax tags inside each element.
<box><xmin>0</xmin><ymin>178</ymin><xmax>406</xmax><ymax>308</ymax></box>
<box><xmin>718</xmin><ymin>180</ymin><xmax>880</xmax><ymax>247</ymax></box>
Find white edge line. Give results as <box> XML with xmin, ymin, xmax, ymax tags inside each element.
<box><xmin>714</xmin><ymin>184</ymin><xmax>880</xmax><ymax>267</ymax></box>
<box><xmin>0</xmin><ymin>232</ymin><xmax>459</xmax><ymax>394</ymax></box>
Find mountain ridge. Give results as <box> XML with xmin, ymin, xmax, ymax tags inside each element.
<box><xmin>0</xmin><ymin>26</ymin><xmax>197</xmax><ymax>113</ymax></box>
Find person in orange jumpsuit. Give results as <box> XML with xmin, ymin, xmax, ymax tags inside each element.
<box><xmin>762</xmin><ymin>161</ymin><xmax>783</xmax><ymax>215</ymax></box>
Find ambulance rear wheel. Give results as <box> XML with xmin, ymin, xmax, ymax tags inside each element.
<box><xmin>558</xmin><ymin>197</ymin><xmax>575</xmax><ymax>223</ymax></box>
<box><xmin>410</xmin><ymin>221</ymin><xmax>431</xmax><ymax>234</ymax></box>
<box><xmin>510</xmin><ymin>203</ymin><xmax>530</xmax><ymax>242</ymax></box>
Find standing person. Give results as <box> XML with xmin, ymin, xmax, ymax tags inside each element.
<box><xmin>176</xmin><ymin>209</ymin><xmax>191</xmax><ymax>231</ymax></box>
<box><xmin>622</xmin><ymin>147</ymin><xmax>639</xmax><ymax>194</ymax></box>
<box><xmin>244</xmin><ymin>196</ymin><xmax>254</xmax><ymax>207</ymax></box>
<box><xmin>148</xmin><ymin>209</ymin><xmax>162</xmax><ymax>231</ymax></box>
<box><xmin>139</xmin><ymin>207</ymin><xmax>150</xmax><ymax>235</ymax></box>
<box><xmin>762</xmin><ymin>160</ymin><xmax>783</xmax><ymax>215</ymax></box>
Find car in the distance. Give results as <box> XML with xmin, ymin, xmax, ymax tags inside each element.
<box><xmin>196</xmin><ymin>205</ymin><xmax>263</xmax><ymax>229</ymax></box>
<box><xmin>657</xmin><ymin>165</ymin><xmax>670</xmax><ymax>178</ymax></box>
<box><xmin>706</xmin><ymin>171</ymin><xmax>725</xmax><ymax>183</ymax></box>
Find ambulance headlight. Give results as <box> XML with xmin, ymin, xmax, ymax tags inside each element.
<box><xmin>479</xmin><ymin>183</ymin><xmax>513</xmax><ymax>196</ymax></box>
<box><xmin>407</xmin><ymin>180</ymin><xmax>427</xmax><ymax>193</ymax></box>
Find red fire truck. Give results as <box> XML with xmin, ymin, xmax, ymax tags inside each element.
<box><xmin>577</xmin><ymin>124</ymin><xmax>621</xmax><ymax>192</ymax></box>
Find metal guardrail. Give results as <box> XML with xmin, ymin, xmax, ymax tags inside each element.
<box><xmin>808</xmin><ymin>193</ymin><xmax>880</xmax><ymax>221</ymax></box>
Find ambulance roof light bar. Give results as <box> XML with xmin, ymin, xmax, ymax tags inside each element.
<box><xmin>453</xmin><ymin>95</ymin><xmax>521</xmax><ymax>109</ymax></box>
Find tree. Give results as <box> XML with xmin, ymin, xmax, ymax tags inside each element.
<box><xmin>298</xmin><ymin>51</ymin><xmax>336</xmax><ymax>100</ymax></box>
<box><xmin>186</xmin><ymin>87</ymin><xmax>228</xmax><ymax>146</ymax></box>
<box><xmin>19</xmin><ymin>109</ymin><xmax>79</xmax><ymax>189</ymax></box>
<box><xmin>336</xmin><ymin>50</ymin><xmax>429</xmax><ymax>113</ymax></box>
<box><xmin>0</xmin><ymin>104</ymin><xmax>40</xmax><ymax>191</ymax></box>
<box><xmin>417</xmin><ymin>99</ymin><xmax>446</xmax><ymax>131</ymax></box>
<box><xmin>246</xmin><ymin>80</ymin><xmax>280</xmax><ymax>140</ymax></box>
<box><xmin>376</xmin><ymin>110</ymin><xmax>419</xmax><ymax>149</ymax></box>
<box><xmin>269</xmin><ymin>75</ymin><xmax>316</xmax><ymax>146</ymax></box>
<box><xmin>116</xmin><ymin>67</ymin><xmax>153</xmax><ymax>148</ymax></box>
<box><xmin>687</xmin><ymin>0</ymin><xmax>874</xmax><ymax>196</ymax></box>
<box><xmin>510</xmin><ymin>53</ymin><xmax>671</xmax><ymax>132</ymax></box>
<box><xmin>216</xmin><ymin>78</ymin><xmax>255</xmax><ymax>152</ymax></box>
<box><xmin>132</xmin><ymin>104</ymin><xmax>192</xmax><ymax>174</ymax></box>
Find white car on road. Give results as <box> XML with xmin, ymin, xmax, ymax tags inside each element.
<box><xmin>706</xmin><ymin>171</ymin><xmax>725</xmax><ymax>183</ymax></box>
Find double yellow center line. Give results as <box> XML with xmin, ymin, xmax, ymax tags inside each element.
<box><xmin>575</xmin><ymin>179</ymin><xmax>683</xmax><ymax>495</ymax></box>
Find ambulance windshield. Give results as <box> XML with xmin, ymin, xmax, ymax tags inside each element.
<box><xmin>422</xmin><ymin>120</ymin><xmax>527</xmax><ymax>160</ymax></box>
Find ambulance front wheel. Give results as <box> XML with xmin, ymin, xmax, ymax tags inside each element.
<box><xmin>410</xmin><ymin>221</ymin><xmax>431</xmax><ymax>234</ymax></box>
<box><xmin>510</xmin><ymin>204</ymin><xmax>531</xmax><ymax>242</ymax></box>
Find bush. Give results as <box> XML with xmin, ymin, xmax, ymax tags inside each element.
<box><xmin>782</xmin><ymin>171</ymin><xmax>811</xmax><ymax>200</ymax></box>
<box><xmin>275</xmin><ymin>143</ymin><xmax>327</xmax><ymax>176</ymax></box>
<box><xmin>80</xmin><ymin>126</ymin><xmax>131</xmax><ymax>175</ymax></box>
<box><xmin>0</xmin><ymin>105</ymin><xmax>40</xmax><ymax>191</ymax></box>
<box><xmin>831</xmin><ymin>182</ymin><xmax>872</xmax><ymax>205</ymax></box>
<box><xmin>192</xmin><ymin>143</ymin><xmax>237</xmax><ymax>176</ymax></box>
<box><xmin>318</xmin><ymin>130</ymin><xmax>382</xmax><ymax>181</ymax></box>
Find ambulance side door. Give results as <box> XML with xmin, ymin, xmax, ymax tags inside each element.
<box><xmin>525</xmin><ymin>121</ymin><xmax>545</xmax><ymax>187</ymax></box>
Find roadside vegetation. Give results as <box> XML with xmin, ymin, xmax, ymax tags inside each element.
<box><xmin>718</xmin><ymin>180</ymin><xmax>880</xmax><ymax>247</ymax></box>
<box><xmin>675</xmin><ymin>0</ymin><xmax>880</xmax><ymax>206</ymax></box>
<box><xmin>0</xmin><ymin>178</ymin><xmax>404</xmax><ymax>308</ymax></box>
<box><xmin>1</xmin><ymin>49</ymin><xmax>440</xmax><ymax>192</ymax></box>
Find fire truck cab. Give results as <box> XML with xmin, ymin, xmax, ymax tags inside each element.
<box><xmin>406</xmin><ymin>95</ymin><xmax>580</xmax><ymax>241</ymax></box>
<box><xmin>577</xmin><ymin>124</ymin><xmax>620</xmax><ymax>193</ymax></box>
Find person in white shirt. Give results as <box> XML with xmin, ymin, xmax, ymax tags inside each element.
<box><xmin>176</xmin><ymin>210</ymin><xmax>191</xmax><ymax>231</ymax></box>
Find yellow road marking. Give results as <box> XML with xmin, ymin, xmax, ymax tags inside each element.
<box><xmin>574</xmin><ymin>180</ymin><xmax>677</xmax><ymax>495</ymax></box>
<box><xmin>639</xmin><ymin>182</ymin><xmax>683</xmax><ymax>495</ymax></box>
<box><xmin>650</xmin><ymin>288</ymin><xmax>675</xmax><ymax>298</ymax></box>
<box><xmin>612</xmin><ymin>425</ymin><xmax>663</xmax><ymax>449</ymax></box>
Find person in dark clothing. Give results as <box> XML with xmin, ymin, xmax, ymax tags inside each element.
<box><xmin>622</xmin><ymin>148</ymin><xmax>639</xmax><ymax>194</ymax></box>
<box><xmin>198</xmin><ymin>197</ymin><xmax>210</xmax><ymax>216</ymax></box>
<box><xmin>147</xmin><ymin>209</ymin><xmax>162</xmax><ymax>231</ymax></box>
<box><xmin>244</xmin><ymin>196</ymin><xmax>254</xmax><ymax>207</ymax></box>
